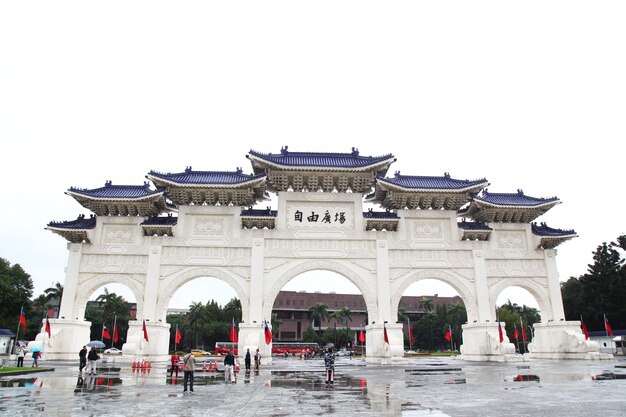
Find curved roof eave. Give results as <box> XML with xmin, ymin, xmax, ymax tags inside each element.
<box><xmin>147</xmin><ymin>175</ymin><xmax>267</xmax><ymax>189</ymax></box>
<box><xmin>472</xmin><ymin>199</ymin><xmax>561</xmax><ymax>209</ymax></box>
<box><xmin>376</xmin><ymin>178</ymin><xmax>489</xmax><ymax>193</ymax></box>
<box><xmin>66</xmin><ymin>190</ymin><xmax>166</xmax><ymax>202</ymax></box>
<box><xmin>247</xmin><ymin>154</ymin><xmax>396</xmax><ymax>172</ymax></box>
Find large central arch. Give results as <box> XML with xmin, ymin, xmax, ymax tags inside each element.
<box><xmin>263</xmin><ymin>259</ymin><xmax>378</xmax><ymax>322</ymax></box>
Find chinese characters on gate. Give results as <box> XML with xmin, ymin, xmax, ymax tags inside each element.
<box><xmin>294</xmin><ymin>210</ymin><xmax>346</xmax><ymax>224</ymax></box>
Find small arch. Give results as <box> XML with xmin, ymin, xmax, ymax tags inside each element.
<box><xmin>264</xmin><ymin>260</ymin><xmax>377</xmax><ymax>322</ymax></box>
<box><xmin>74</xmin><ymin>275</ymin><xmax>144</xmax><ymax>320</ymax></box>
<box><xmin>490</xmin><ymin>279</ymin><xmax>549</xmax><ymax>322</ymax></box>
<box><xmin>157</xmin><ymin>267</ymin><xmax>249</xmax><ymax>322</ymax></box>
<box><xmin>391</xmin><ymin>270</ymin><xmax>478</xmax><ymax>323</ymax></box>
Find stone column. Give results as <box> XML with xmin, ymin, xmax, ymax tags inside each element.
<box><xmin>122</xmin><ymin>320</ymin><xmax>170</xmax><ymax>361</ymax></box>
<box><xmin>141</xmin><ymin>245</ymin><xmax>162</xmax><ymax>322</ymax></box>
<box><xmin>245</xmin><ymin>237</ymin><xmax>270</xmax><ymax>362</ymax></box>
<box><xmin>472</xmin><ymin>250</ymin><xmax>492</xmax><ymax>323</ymax></box>
<box><xmin>543</xmin><ymin>249</ymin><xmax>564</xmax><ymax>322</ymax></box>
<box><xmin>58</xmin><ymin>243</ymin><xmax>83</xmax><ymax>320</ymax></box>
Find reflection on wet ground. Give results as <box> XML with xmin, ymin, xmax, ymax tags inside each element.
<box><xmin>0</xmin><ymin>356</ymin><xmax>625</xmax><ymax>416</ymax></box>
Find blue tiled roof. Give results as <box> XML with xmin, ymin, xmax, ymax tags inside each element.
<box><xmin>147</xmin><ymin>167</ymin><xmax>266</xmax><ymax>186</ymax></box>
<box><xmin>378</xmin><ymin>172</ymin><xmax>488</xmax><ymax>191</ymax></box>
<box><xmin>457</xmin><ymin>220</ymin><xmax>492</xmax><ymax>231</ymax></box>
<box><xmin>0</xmin><ymin>329</ymin><xmax>16</xmax><ymax>336</ymax></box>
<box><xmin>247</xmin><ymin>147</ymin><xmax>395</xmax><ymax>169</ymax></box>
<box><xmin>241</xmin><ymin>207</ymin><xmax>278</xmax><ymax>217</ymax></box>
<box><xmin>363</xmin><ymin>209</ymin><xmax>399</xmax><ymax>219</ymax></box>
<box><xmin>47</xmin><ymin>214</ymin><xmax>97</xmax><ymax>229</ymax></box>
<box><xmin>141</xmin><ymin>215</ymin><xmax>178</xmax><ymax>226</ymax></box>
<box><xmin>67</xmin><ymin>181</ymin><xmax>164</xmax><ymax>199</ymax></box>
<box><xmin>531</xmin><ymin>222</ymin><xmax>576</xmax><ymax>237</ymax></box>
<box><xmin>474</xmin><ymin>189</ymin><xmax>559</xmax><ymax>207</ymax></box>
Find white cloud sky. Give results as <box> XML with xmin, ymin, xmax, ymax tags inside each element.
<box><xmin>1</xmin><ymin>2</ymin><xmax>624</xmax><ymax>312</ymax></box>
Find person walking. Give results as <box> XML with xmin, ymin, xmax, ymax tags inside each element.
<box><xmin>79</xmin><ymin>346</ymin><xmax>87</xmax><ymax>374</ymax></box>
<box><xmin>170</xmin><ymin>351</ymin><xmax>181</xmax><ymax>377</ymax></box>
<box><xmin>324</xmin><ymin>347</ymin><xmax>335</xmax><ymax>386</ymax></box>
<box><xmin>254</xmin><ymin>349</ymin><xmax>261</xmax><ymax>371</ymax></box>
<box><xmin>87</xmin><ymin>347</ymin><xmax>100</xmax><ymax>375</ymax></box>
<box><xmin>16</xmin><ymin>346</ymin><xmax>25</xmax><ymax>367</ymax></box>
<box><xmin>224</xmin><ymin>350</ymin><xmax>236</xmax><ymax>383</ymax></box>
<box><xmin>32</xmin><ymin>350</ymin><xmax>41</xmax><ymax>367</ymax></box>
<box><xmin>182</xmin><ymin>348</ymin><xmax>196</xmax><ymax>392</ymax></box>
<box><xmin>244</xmin><ymin>348</ymin><xmax>251</xmax><ymax>372</ymax></box>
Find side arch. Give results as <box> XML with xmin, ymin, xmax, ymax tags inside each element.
<box><xmin>263</xmin><ymin>260</ymin><xmax>378</xmax><ymax>322</ymax></box>
<box><xmin>156</xmin><ymin>267</ymin><xmax>249</xmax><ymax>322</ymax></box>
<box><xmin>488</xmin><ymin>278</ymin><xmax>549</xmax><ymax>322</ymax></box>
<box><xmin>391</xmin><ymin>270</ymin><xmax>478</xmax><ymax>323</ymax></box>
<box><xmin>73</xmin><ymin>274</ymin><xmax>145</xmax><ymax>321</ymax></box>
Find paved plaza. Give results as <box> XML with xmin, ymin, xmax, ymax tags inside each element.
<box><xmin>1</xmin><ymin>355</ymin><xmax>625</xmax><ymax>416</ymax></box>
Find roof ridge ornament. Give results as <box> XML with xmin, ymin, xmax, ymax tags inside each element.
<box><xmin>394</xmin><ymin>170</ymin><xmax>401</xmax><ymax>177</ymax></box>
<box><xmin>351</xmin><ymin>147</ymin><xmax>359</xmax><ymax>156</ymax></box>
<box><xmin>444</xmin><ymin>172</ymin><xmax>450</xmax><ymax>179</ymax></box>
<box><xmin>517</xmin><ymin>189</ymin><xmax>524</xmax><ymax>196</ymax></box>
<box><xmin>105</xmin><ymin>180</ymin><xmax>112</xmax><ymax>187</ymax></box>
<box><xmin>185</xmin><ymin>166</ymin><xmax>192</xmax><ymax>173</ymax></box>
<box><xmin>281</xmin><ymin>146</ymin><xmax>288</xmax><ymax>154</ymax></box>
<box><xmin>236</xmin><ymin>167</ymin><xmax>243</xmax><ymax>174</ymax></box>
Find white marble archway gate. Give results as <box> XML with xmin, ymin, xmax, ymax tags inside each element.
<box><xmin>39</xmin><ymin>191</ymin><xmax>605</xmax><ymax>362</ymax></box>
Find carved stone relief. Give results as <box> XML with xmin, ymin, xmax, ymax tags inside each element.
<box><xmin>411</xmin><ymin>219</ymin><xmax>446</xmax><ymax>240</ymax></box>
<box><xmin>486</xmin><ymin>259</ymin><xmax>547</xmax><ymax>277</ymax></box>
<box><xmin>496</xmin><ymin>231</ymin><xmax>527</xmax><ymax>249</ymax></box>
<box><xmin>102</xmin><ymin>226</ymin><xmax>135</xmax><ymax>244</ymax></box>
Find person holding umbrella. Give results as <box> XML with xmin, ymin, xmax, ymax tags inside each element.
<box><xmin>31</xmin><ymin>348</ymin><xmax>41</xmax><ymax>367</ymax></box>
<box><xmin>87</xmin><ymin>346</ymin><xmax>100</xmax><ymax>375</ymax></box>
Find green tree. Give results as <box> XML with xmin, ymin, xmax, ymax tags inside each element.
<box><xmin>419</xmin><ymin>297</ymin><xmax>433</xmax><ymax>312</ymax></box>
<box><xmin>338</xmin><ymin>306</ymin><xmax>353</xmax><ymax>330</ymax></box>
<box><xmin>0</xmin><ymin>258</ymin><xmax>34</xmax><ymax>331</ymax></box>
<box><xmin>308</xmin><ymin>303</ymin><xmax>329</xmax><ymax>332</ymax></box>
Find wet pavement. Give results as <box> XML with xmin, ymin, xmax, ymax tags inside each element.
<box><xmin>1</xmin><ymin>355</ymin><xmax>625</xmax><ymax>416</ymax></box>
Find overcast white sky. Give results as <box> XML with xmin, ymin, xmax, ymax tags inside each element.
<box><xmin>1</xmin><ymin>2</ymin><xmax>624</xmax><ymax>311</ymax></box>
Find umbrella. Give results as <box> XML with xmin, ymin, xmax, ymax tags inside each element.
<box><xmin>17</xmin><ymin>341</ymin><xmax>27</xmax><ymax>347</ymax></box>
<box><xmin>87</xmin><ymin>340</ymin><xmax>106</xmax><ymax>348</ymax></box>
<box><xmin>30</xmin><ymin>345</ymin><xmax>42</xmax><ymax>352</ymax></box>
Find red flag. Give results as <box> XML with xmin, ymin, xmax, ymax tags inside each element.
<box><xmin>264</xmin><ymin>320</ymin><xmax>272</xmax><ymax>345</ymax></box>
<box><xmin>230</xmin><ymin>318</ymin><xmax>238</xmax><ymax>343</ymax></box>
<box><xmin>359</xmin><ymin>326</ymin><xmax>365</xmax><ymax>343</ymax></box>
<box><xmin>102</xmin><ymin>324</ymin><xmax>111</xmax><ymax>340</ymax></box>
<box><xmin>383</xmin><ymin>323</ymin><xmax>389</xmax><ymax>344</ymax></box>
<box><xmin>407</xmin><ymin>318</ymin><xmax>414</xmax><ymax>345</ymax></box>
<box><xmin>497</xmin><ymin>321</ymin><xmax>503</xmax><ymax>343</ymax></box>
<box><xmin>513</xmin><ymin>324</ymin><xmax>519</xmax><ymax>341</ymax></box>
<box><xmin>19</xmin><ymin>307</ymin><xmax>27</xmax><ymax>331</ymax></box>
<box><xmin>604</xmin><ymin>315</ymin><xmax>613</xmax><ymax>337</ymax></box>
<box><xmin>580</xmin><ymin>318</ymin><xmax>589</xmax><ymax>340</ymax></box>
<box><xmin>444</xmin><ymin>325</ymin><xmax>451</xmax><ymax>342</ymax></box>
<box><xmin>113</xmin><ymin>322</ymin><xmax>119</xmax><ymax>343</ymax></box>
<box><xmin>142</xmin><ymin>320</ymin><xmax>149</xmax><ymax>342</ymax></box>
<box><xmin>175</xmin><ymin>325</ymin><xmax>182</xmax><ymax>344</ymax></box>
<box><xmin>45</xmin><ymin>317</ymin><xmax>51</xmax><ymax>338</ymax></box>
<box><xmin>521</xmin><ymin>319</ymin><xmax>528</xmax><ymax>342</ymax></box>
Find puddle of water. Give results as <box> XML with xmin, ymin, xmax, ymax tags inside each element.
<box><xmin>0</xmin><ymin>378</ymin><xmax>40</xmax><ymax>388</ymax></box>
<box><xmin>513</xmin><ymin>374</ymin><xmax>540</xmax><ymax>382</ymax></box>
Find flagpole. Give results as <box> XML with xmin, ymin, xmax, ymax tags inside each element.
<box><xmin>603</xmin><ymin>313</ymin><xmax>608</xmax><ymax>338</ymax></box>
<box><xmin>448</xmin><ymin>325</ymin><xmax>453</xmax><ymax>352</ymax></box>
<box><xmin>112</xmin><ymin>316</ymin><xmax>117</xmax><ymax>348</ymax></box>
<box><xmin>408</xmin><ymin>317</ymin><xmax>412</xmax><ymax>352</ymax></box>
<box><xmin>514</xmin><ymin>323</ymin><xmax>520</xmax><ymax>354</ymax></box>
<box><xmin>174</xmin><ymin>324</ymin><xmax>178</xmax><ymax>352</ymax></box>
<box><xmin>101</xmin><ymin>323</ymin><xmax>104</xmax><ymax>342</ymax></box>
<box><xmin>14</xmin><ymin>306</ymin><xmax>22</xmax><ymax>355</ymax></box>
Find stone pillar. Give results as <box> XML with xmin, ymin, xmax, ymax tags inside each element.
<box><xmin>58</xmin><ymin>243</ymin><xmax>83</xmax><ymax>320</ymax></box>
<box><xmin>142</xmin><ymin>245</ymin><xmax>162</xmax><ymax>321</ymax></box>
<box><xmin>238</xmin><ymin>322</ymin><xmax>268</xmax><ymax>364</ymax></box>
<box><xmin>122</xmin><ymin>320</ymin><xmax>170</xmax><ymax>361</ymax></box>
<box><xmin>371</xmin><ymin>239</ymin><xmax>403</xmax><ymax>361</ymax></box>
<box><xmin>459</xmin><ymin>322</ymin><xmax>517</xmax><ymax>362</ymax></box>
<box><xmin>529</xmin><ymin>321</ymin><xmax>612</xmax><ymax>359</ymax></box>
<box><xmin>544</xmin><ymin>250</ymin><xmax>565</xmax><ymax>322</ymax></box>
<box><xmin>243</xmin><ymin>237</ymin><xmax>271</xmax><ymax>363</ymax></box>
<box><xmin>472</xmin><ymin>250</ymin><xmax>492</xmax><ymax>323</ymax></box>
<box><xmin>31</xmin><ymin>318</ymin><xmax>91</xmax><ymax>361</ymax></box>
<box><xmin>365</xmin><ymin>323</ymin><xmax>403</xmax><ymax>364</ymax></box>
